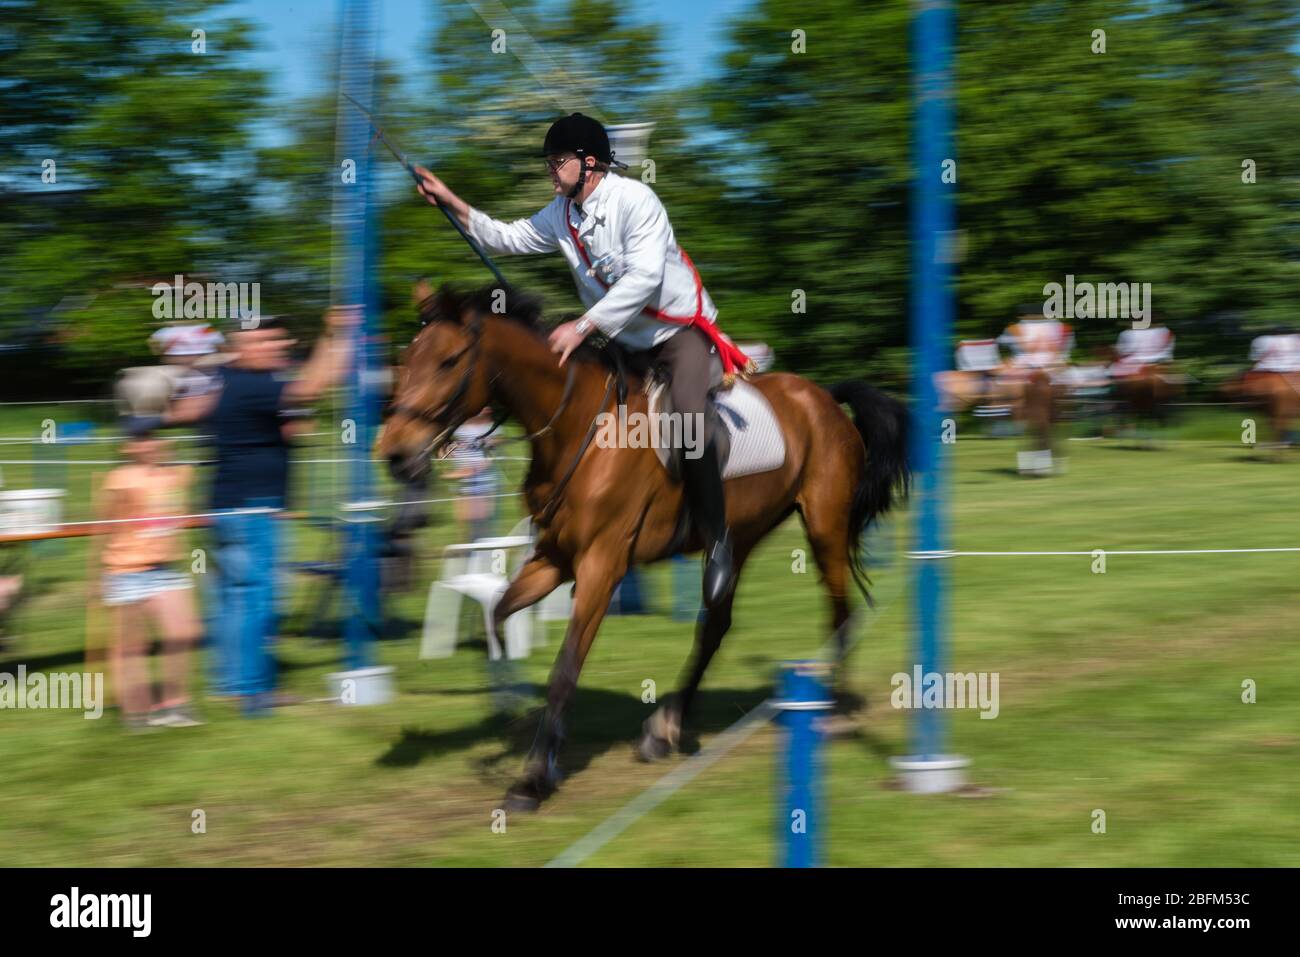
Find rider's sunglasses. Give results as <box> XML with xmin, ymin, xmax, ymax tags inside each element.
<box><xmin>544</xmin><ymin>155</ymin><xmax>577</xmax><ymax>173</ymax></box>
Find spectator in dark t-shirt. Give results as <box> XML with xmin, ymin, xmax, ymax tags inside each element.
<box><xmin>208</xmin><ymin>364</ymin><xmax>292</xmax><ymax>510</ymax></box>
<box><xmin>168</xmin><ymin>309</ymin><xmax>355</xmax><ymax>713</ymax></box>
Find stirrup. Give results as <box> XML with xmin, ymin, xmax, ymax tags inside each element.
<box><xmin>703</xmin><ymin>530</ymin><xmax>735</xmax><ymax>610</ymax></box>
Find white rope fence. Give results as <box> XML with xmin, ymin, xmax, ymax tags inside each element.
<box><xmin>0</xmin><ymin>492</ymin><xmax>523</xmax><ymax>535</ymax></box>
<box><xmin>909</xmin><ymin>546</ymin><xmax>1300</xmax><ymax>559</ymax></box>
<box><xmin>0</xmin><ymin>454</ymin><xmax>534</xmax><ymax>467</ymax></box>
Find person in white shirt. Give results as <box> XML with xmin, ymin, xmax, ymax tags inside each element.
<box><xmin>447</xmin><ymin>407</ymin><xmax>501</xmax><ymax>545</ymax></box>
<box><xmin>1249</xmin><ymin>331</ymin><xmax>1300</xmax><ymax>373</ymax></box>
<box><xmin>149</xmin><ymin>322</ymin><xmax>227</xmax><ymax>399</ymax></box>
<box><xmin>1111</xmin><ymin>326</ymin><xmax>1175</xmax><ymax>378</ymax></box>
<box><xmin>411</xmin><ymin>113</ymin><xmax>750</xmax><ymax>609</ymax></box>
<box><xmin>1000</xmin><ymin>311</ymin><xmax>1074</xmax><ymax>373</ymax></box>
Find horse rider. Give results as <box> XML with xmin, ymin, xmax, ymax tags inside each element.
<box><xmin>410</xmin><ymin>112</ymin><xmax>753</xmax><ymax>610</ymax></box>
<box><xmin>1248</xmin><ymin>327</ymin><xmax>1300</xmax><ymax>376</ymax></box>
<box><xmin>1000</xmin><ymin>304</ymin><xmax>1075</xmax><ymax>379</ymax></box>
<box><xmin>1110</xmin><ymin>324</ymin><xmax>1175</xmax><ymax>380</ymax></box>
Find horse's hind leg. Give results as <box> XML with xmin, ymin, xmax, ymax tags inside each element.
<box><xmin>637</xmin><ymin>541</ymin><xmax>751</xmax><ymax>762</ymax></box>
<box><xmin>796</xmin><ymin>487</ymin><xmax>861</xmax><ymax>714</ymax></box>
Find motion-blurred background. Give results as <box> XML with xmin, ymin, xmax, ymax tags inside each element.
<box><xmin>0</xmin><ymin>0</ymin><xmax>1297</xmax><ymax>867</ymax></box>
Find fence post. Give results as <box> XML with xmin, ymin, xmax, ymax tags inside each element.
<box><xmin>774</xmin><ymin>660</ymin><xmax>833</xmax><ymax>867</ymax></box>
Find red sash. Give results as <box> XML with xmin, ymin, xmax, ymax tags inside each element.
<box><xmin>565</xmin><ymin>200</ymin><xmax>753</xmax><ymax>378</ymax></box>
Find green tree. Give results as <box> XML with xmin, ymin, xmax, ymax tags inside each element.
<box><xmin>0</xmin><ymin>0</ymin><xmax>267</xmax><ymax>383</ymax></box>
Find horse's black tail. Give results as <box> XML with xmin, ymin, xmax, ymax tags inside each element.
<box><xmin>829</xmin><ymin>380</ymin><xmax>911</xmax><ymax>603</ymax></box>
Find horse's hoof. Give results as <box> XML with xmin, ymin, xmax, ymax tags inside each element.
<box><xmin>503</xmin><ymin>787</ymin><xmax>542</xmax><ymax>813</ymax></box>
<box><xmin>635</xmin><ymin>731</ymin><xmax>673</xmax><ymax>763</ymax></box>
<box><xmin>505</xmin><ymin>755</ymin><xmax>562</xmax><ymax>811</ymax></box>
<box><xmin>504</xmin><ymin>772</ymin><xmax>554</xmax><ymax>812</ymax></box>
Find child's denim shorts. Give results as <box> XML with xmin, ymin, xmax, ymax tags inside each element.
<box><xmin>102</xmin><ymin>567</ymin><xmax>193</xmax><ymax>606</ymax></box>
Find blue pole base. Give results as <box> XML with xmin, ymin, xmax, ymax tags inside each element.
<box><xmin>775</xmin><ymin>661</ymin><xmax>833</xmax><ymax>867</ymax></box>
<box><xmin>888</xmin><ymin>754</ymin><xmax>970</xmax><ymax>794</ymax></box>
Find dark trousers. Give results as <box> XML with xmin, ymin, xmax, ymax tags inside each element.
<box><xmin>648</xmin><ymin>325</ymin><xmax>727</xmax><ymax>544</ymax></box>
<box><xmin>649</xmin><ymin>325</ymin><xmax>723</xmax><ymax>443</ymax></box>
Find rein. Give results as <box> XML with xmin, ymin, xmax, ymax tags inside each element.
<box><xmin>388</xmin><ymin>312</ymin><xmax>617</xmax><ymax>526</ymax></box>
<box><xmin>476</xmin><ymin>359</ymin><xmax>579</xmax><ymax>449</ymax></box>
<box><xmin>537</xmin><ymin>371</ymin><xmax>615</xmax><ymax>527</ymax></box>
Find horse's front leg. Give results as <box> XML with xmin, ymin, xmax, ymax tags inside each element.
<box><xmin>486</xmin><ymin>553</ymin><xmax>568</xmax><ymax>714</ymax></box>
<box><xmin>505</xmin><ymin>540</ymin><xmax>626</xmax><ymax>811</ymax></box>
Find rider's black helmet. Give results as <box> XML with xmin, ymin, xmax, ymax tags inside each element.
<box><xmin>541</xmin><ymin>113</ymin><xmax>612</xmax><ymax>164</ymax></box>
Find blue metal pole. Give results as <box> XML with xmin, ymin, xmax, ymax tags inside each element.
<box><xmin>776</xmin><ymin>661</ymin><xmax>832</xmax><ymax>867</ymax></box>
<box><xmin>909</xmin><ymin>0</ymin><xmax>953</xmax><ymax>763</ymax></box>
<box><xmin>671</xmin><ymin>553</ymin><xmax>697</xmax><ymax>622</ymax></box>
<box><xmin>336</xmin><ymin>0</ymin><xmax>380</xmax><ymax>670</ymax></box>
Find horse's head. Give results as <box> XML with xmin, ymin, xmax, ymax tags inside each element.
<box><xmin>379</xmin><ymin>283</ymin><xmax>540</xmax><ymax>483</ymax></box>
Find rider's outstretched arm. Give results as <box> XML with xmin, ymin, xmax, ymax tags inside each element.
<box><xmin>413</xmin><ymin>164</ymin><xmax>558</xmax><ymax>256</ymax></box>
<box><xmin>466</xmin><ymin>203</ymin><xmax>561</xmax><ymax>256</ymax></box>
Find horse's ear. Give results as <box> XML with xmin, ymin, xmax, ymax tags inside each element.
<box><xmin>430</xmin><ymin>284</ymin><xmax>468</xmax><ymax>326</ymax></box>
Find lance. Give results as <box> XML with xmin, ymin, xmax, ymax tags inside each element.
<box><xmin>342</xmin><ymin>92</ymin><xmax>509</xmax><ymax>289</ymax></box>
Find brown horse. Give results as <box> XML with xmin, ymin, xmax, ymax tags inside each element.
<box><xmin>1222</xmin><ymin>370</ymin><xmax>1300</xmax><ymax>448</ymax></box>
<box><xmin>1110</xmin><ymin>364</ymin><xmax>1182</xmax><ymax>441</ymax></box>
<box><xmin>378</xmin><ymin>285</ymin><xmax>910</xmax><ymax>809</ymax></box>
<box><xmin>936</xmin><ymin>366</ymin><xmax>1060</xmax><ymax>467</ymax></box>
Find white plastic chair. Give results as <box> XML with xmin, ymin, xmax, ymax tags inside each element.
<box><xmin>420</xmin><ymin>517</ymin><xmax>575</xmax><ymax>661</ymax></box>
<box><xmin>421</xmin><ymin>534</ymin><xmax>535</xmax><ymax>661</ymax></box>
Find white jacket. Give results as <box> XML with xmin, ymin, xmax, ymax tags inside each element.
<box><xmin>1116</xmin><ymin>326</ymin><xmax>1174</xmax><ymax>365</ymax></box>
<box><xmin>466</xmin><ymin>174</ymin><xmax>718</xmax><ymax>351</ymax></box>
<box><xmin>1250</xmin><ymin>334</ymin><xmax>1300</xmax><ymax>373</ymax></box>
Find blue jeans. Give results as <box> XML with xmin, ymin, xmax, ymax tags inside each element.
<box><xmin>207</xmin><ymin>502</ymin><xmax>281</xmax><ymax>699</ymax></box>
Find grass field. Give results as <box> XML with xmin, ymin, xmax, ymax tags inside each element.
<box><xmin>1</xmin><ymin>403</ymin><xmax>1297</xmax><ymax>867</ymax></box>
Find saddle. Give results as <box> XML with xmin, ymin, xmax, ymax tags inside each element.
<box><xmin>595</xmin><ymin>340</ymin><xmax>786</xmax><ymax>483</ymax></box>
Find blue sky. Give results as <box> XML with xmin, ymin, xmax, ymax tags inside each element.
<box><xmin>231</xmin><ymin>0</ymin><xmax>753</xmax><ymax>105</ymax></box>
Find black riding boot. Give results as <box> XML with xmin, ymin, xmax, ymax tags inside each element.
<box><xmin>682</xmin><ymin>440</ymin><xmax>735</xmax><ymax>610</ymax></box>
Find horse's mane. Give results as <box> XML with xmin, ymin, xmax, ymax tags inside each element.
<box><xmin>419</xmin><ymin>282</ymin><xmax>545</xmax><ymax>330</ymax></box>
<box><xmin>420</xmin><ymin>282</ymin><xmax>607</xmax><ymax>367</ymax></box>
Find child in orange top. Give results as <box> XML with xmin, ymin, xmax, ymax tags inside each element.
<box><xmin>99</xmin><ymin>418</ymin><xmax>202</xmax><ymax>730</ymax></box>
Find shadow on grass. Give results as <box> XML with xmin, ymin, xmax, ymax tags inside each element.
<box><xmin>376</xmin><ymin>684</ymin><xmax>773</xmax><ymax>788</ymax></box>
<box><xmin>1097</xmin><ymin>442</ymin><xmax>1165</xmax><ymax>452</ymax></box>
<box><xmin>1236</xmin><ymin>451</ymin><xmax>1294</xmax><ymax>464</ymax></box>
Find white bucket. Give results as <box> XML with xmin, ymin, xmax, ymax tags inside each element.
<box><xmin>0</xmin><ymin>489</ymin><xmax>66</xmax><ymax>536</ymax></box>
<box><xmin>606</xmin><ymin>122</ymin><xmax>655</xmax><ymax>171</ymax></box>
<box><xmin>326</xmin><ymin>665</ymin><xmax>395</xmax><ymax>706</ymax></box>
<box><xmin>1017</xmin><ymin>449</ymin><xmax>1054</xmax><ymax>476</ymax></box>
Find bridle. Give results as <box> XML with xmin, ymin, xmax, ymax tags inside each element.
<box><xmin>386</xmin><ymin>309</ymin><xmax>617</xmax><ymax>524</ymax></box>
<box><xmin>388</xmin><ymin>313</ymin><xmax>485</xmax><ymax>456</ymax></box>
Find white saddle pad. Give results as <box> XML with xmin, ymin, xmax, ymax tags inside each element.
<box><xmin>648</xmin><ymin>379</ymin><xmax>786</xmax><ymax>480</ymax></box>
